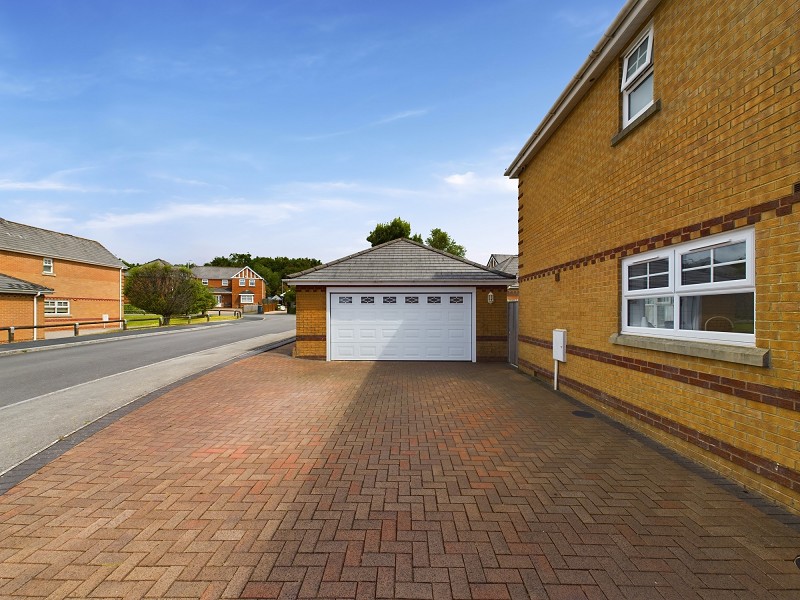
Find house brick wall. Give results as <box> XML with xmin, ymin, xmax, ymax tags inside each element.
<box><xmin>516</xmin><ymin>0</ymin><xmax>800</xmax><ymax>511</ymax></box>
<box><xmin>0</xmin><ymin>294</ymin><xmax>46</xmax><ymax>342</ymax></box>
<box><xmin>1</xmin><ymin>250</ymin><xmax>122</xmax><ymax>337</ymax></box>
<box><xmin>476</xmin><ymin>286</ymin><xmax>508</xmax><ymax>362</ymax></box>
<box><xmin>295</xmin><ymin>287</ymin><xmax>327</xmax><ymax>359</ymax></box>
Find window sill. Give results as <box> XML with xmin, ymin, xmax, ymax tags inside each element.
<box><xmin>609</xmin><ymin>333</ymin><xmax>769</xmax><ymax>367</ymax></box>
<box><xmin>42</xmin><ymin>272</ymin><xmax>56</xmax><ymax>276</ymax></box>
<box><xmin>611</xmin><ymin>99</ymin><xmax>661</xmax><ymax>147</ymax></box>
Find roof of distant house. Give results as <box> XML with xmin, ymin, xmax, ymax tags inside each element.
<box><xmin>191</xmin><ymin>266</ymin><xmax>264</xmax><ymax>280</ymax></box>
<box><xmin>0</xmin><ymin>272</ymin><xmax>54</xmax><ymax>296</ymax></box>
<box><xmin>494</xmin><ymin>256</ymin><xmax>519</xmax><ymax>277</ymax></box>
<box><xmin>286</xmin><ymin>238</ymin><xmax>515</xmax><ymax>285</ymax></box>
<box><xmin>0</xmin><ymin>218</ymin><xmax>124</xmax><ymax>269</ymax></box>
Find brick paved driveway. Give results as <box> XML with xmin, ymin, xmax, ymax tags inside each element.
<box><xmin>0</xmin><ymin>352</ymin><xmax>798</xmax><ymax>599</ymax></box>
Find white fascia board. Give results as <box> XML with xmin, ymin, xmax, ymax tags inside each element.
<box><xmin>505</xmin><ymin>0</ymin><xmax>661</xmax><ymax>178</ymax></box>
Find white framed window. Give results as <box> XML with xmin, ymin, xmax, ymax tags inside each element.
<box><xmin>249</xmin><ymin>279</ymin><xmax>255</xmax><ymax>286</ymax></box>
<box><xmin>201</xmin><ymin>278</ymin><xmax>208</xmax><ymax>285</ymax></box>
<box><xmin>222</xmin><ymin>279</ymin><xmax>228</xmax><ymax>286</ymax></box>
<box><xmin>42</xmin><ymin>258</ymin><xmax>54</xmax><ymax>274</ymax></box>
<box><xmin>44</xmin><ymin>299</ymin><xmax>70</xmax><ymax>316</ymax></box>
<box><xmin>239</xmin><ymin>278</ymin><xmax>245</xmax><ymax>286</ymax></box>
<box><xmin>240</xmin><ymin>293</ymin><xmax>254</xmax><ymax>304</ymax></box>
<box><xmin>621</xmin><ymin>26</ymin><xmax>654</xmax><ymax>126</ymax></box>
<box><xmin>621</xmin><ymin>229</ymin><xmax>755</xmax><ymax>345</ymax></box>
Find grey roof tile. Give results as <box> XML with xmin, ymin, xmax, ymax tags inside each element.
<box><xmin>0</xmin><ymin>273</ymin><xmax>54</xmax><ymax>295</ymax></box>
<box><xmin>287</xmin><ymin>238</ymin><xmax>515</xmax><ymax>284</ymax></box>
<box><xmin>0</xmin><ymin>219</ymin><xmax>123</xmax><ymax>269</ymax></box>
<box><xmin>192</xmin><ymin>266</ymin><xmax>263</xmax><ymax>280</ymax></box>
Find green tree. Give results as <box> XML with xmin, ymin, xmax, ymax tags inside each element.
<box><xmin>124</xmin><ymin>263</ymin><xmax>207</xmax><ymax>325</ymax></box>
<box><xmin>190</xmin><ymin>280</ymin><xmax>217</xmax><ymax>315</ymax></box>
<box><xmin>425</xmin><ymin>228</ymin><xmax>466</xmax><ymax>258</ymax></box>
<box><xmin>367</xmin><ymin>217</ymin><xmax>420</xmax><ymax>246</ymax></box>
<box><xmin>366</xmin><ymin>218</ymin><xmax>465</xmax><ymax>256</ymax></box>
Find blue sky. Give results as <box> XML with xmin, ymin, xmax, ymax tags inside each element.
<box><xmin>0</xmin><ymin>0</ymin><xmax>620</xmax><ymax>265</ymax></box>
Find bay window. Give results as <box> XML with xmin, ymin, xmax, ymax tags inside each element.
<box><xmin>622</xmin><ymin>229</ymin><xmax>755</xmax><ymax>345</ymax></box>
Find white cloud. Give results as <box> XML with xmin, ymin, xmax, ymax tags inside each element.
<box><xmin>443</xmin><ymin>171</ymin><xmax>517</xmax><ymax>194</ymax></box>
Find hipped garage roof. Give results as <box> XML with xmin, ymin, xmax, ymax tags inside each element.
<box><xmin>285</xmin><ymin>238</ymin><xmax>515</xmax><ymax>286</ymax></box>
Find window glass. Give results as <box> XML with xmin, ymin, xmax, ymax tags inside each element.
<box><xmin>679</xmin><ymin>293</ymin><xmax>754</xmax><ymax>333</ymax></box>
<box><xmin>239</xmin><ymin>278</ymin><xmax>245</xmax><ymax>286</ymax></box>
<box><xmin>625</xmin><ymin>37</ymin><xmax>649</xmax><ymax>80</ymax></box>
<box><xmin>42</xmin><ymin>258</ymin><xmax>54</xmax><ymax>274</ymax></box>
<box><xmin>222</xmin><ymin>279</ymin><xmax>228</xmax><ymax>286</ymax></box>
<box><xmin>383</xmin><ymin>297</ymin><xmax>397</xmax><ymax>304</ymax></box>
<box><xmin>249</xmin><ymin>279</ymin><xmax>255</xmax><ymax>286</ymax></box>
<box><xmin>627</xmin><ymin>297</ymin><xmax>674</xmax><ymax>328</ymax></box>
<box><xmin>450</xmin><ymin>296</ymin><xmax>464</xmax><ymax>304</ymax></box>
<box><xmin>627</xmin><ymin>71</ymin><xmax>654</xmax><ymax>119</ymax></box>
<box><xmin>361</xmin><ymin>296</ymin><xmax>375</xmax><ymax>304</ymax></box>
<box><xmin>427</xmin><ymin>296</ymin><xmax>441</xmax><ymax>304</ymax></box>
<box><xmin>628</xmin><ymin>257</ymin><xmax>669</xmax><ymax>290</ymax></box>
<box><xmin>339</xmin><ymin>296</ymin><xmax>353</xmax><ymax>304</ymax></box>
<box><xmin>405</xmin><ymin>296</ymin><xmax>419</xmax><ymax>304</ymax></box>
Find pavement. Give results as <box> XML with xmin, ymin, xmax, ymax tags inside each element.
<box><xmin>0</xmin><ymin>352</ymin><xmax>798</xmax><ymax>599</ymax></box>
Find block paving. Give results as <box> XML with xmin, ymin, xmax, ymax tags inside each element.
<box><xmin>0</xmin><ymin>351</ymin><xmax>798</xmax><ymax>599</ymax></box>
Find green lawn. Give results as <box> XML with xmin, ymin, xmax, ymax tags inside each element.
<box><xmin>124</xmin><ymin>314</ymin><xmax>239</xmax><ymax>329</ymax></box>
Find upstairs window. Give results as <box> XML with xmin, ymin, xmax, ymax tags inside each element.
<box><xmin>622</xmin><ymin>229</ymin><xmax>755</xmax><ymax>345</ymax></box>
<box><xmin>621</xmin><ymin>26</ymin><xmax>654</xmax><ymax>126</ymax></box>
<box><xmin>249</xmin><ymin>279</ymin><xmax>255</xmax><ymax>286</ymax></box>
<box><xmin>201</xmin><ymin>279</ymin><xmax>208</xmax><ymax>285</ymax></box>
<box><xmin>222</xmin><ymin>279</ymin><xmax>228</xmax><ymax>286</ymax></box>
<box><xmin>239</xmin><ymin>278</ymin><xmax>245</xmax><ymax>286</ymax></box>
<box><xmin>43</xmin><ymin>258</ymin><xmax>54</xmax><ymax>274</ymax></box>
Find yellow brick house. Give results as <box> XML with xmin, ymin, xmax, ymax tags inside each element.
<box><xmin>506</xmin><ymin>0</ymin><xmax>799</xmax><ymax>511</ymax></box>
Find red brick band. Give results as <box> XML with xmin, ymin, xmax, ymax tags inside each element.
<box><xmin>520</xmin><ymin>190</ymin><xmax>800</xmax><ymax>282</ymax></box>
<box><xmin>296</xmin><ymin>335</ymin><xmax>326</xmax><ymax>342</ymax></box>
<box><xmin>517</xmin><ymin>358</ymin><xmax>800</xmax><ymax>493</ymax></box>
<box><xmin>519</xmin><ymin>336</ymin><xmax>799</xmax><ymax>413</ymax></box>
<box><xmin>477</xmin><ymin>335</ymin><xmax>508</xmax><ymax>342</ymax></box>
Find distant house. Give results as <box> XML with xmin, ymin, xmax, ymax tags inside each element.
<box><xmin>487</xmin><ymin>254</ymin><xmax>518</xmax><ymax>301</ymax></box>
<box><xmin>505</xmin><ymin>0</ymin><xmax>798</xmax><ymax>511</ymax></box>
<box><xmin>0</xmin><ymin>218</ymin><xmax>124</xmax><ymax>341</ymax></box>
<box><xmin>286</xmin><ymin>238</ymin><xmax>514</xmax><ymax>361</ymax></box>
<box><xmin>191</xmin><ymin>266</ymin><xmax>267</xmax><ymax>311</ymax></box>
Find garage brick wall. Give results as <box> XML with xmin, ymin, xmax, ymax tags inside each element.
<box><xmin>476</xmin><ymin>286</ymin><xmax>508</xmax><ymax>362</ymax></box>
<box><xmin>515</xmin><ymin>0</ymin><xmax>799</xmax><ymax>511</ymax></box>
<box><xmin>0</xmin><ymin>294</ymin><xmax>46</xmax><ymax>343</ymax></box>
<box><xmin>295</xmin><ymin>287</ymin><xmax>326</xmax><ymax>359</ymax></box>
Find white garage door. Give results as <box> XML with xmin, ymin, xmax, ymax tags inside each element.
<box><xmin>330</xmin><ymin>291</ymin><xmax>473</xmax><ymax>361</ymax></box>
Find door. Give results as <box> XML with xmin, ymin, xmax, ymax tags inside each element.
<box><xmin>329</xmin><ymin>291</ymin><xmax>473</xmax><ymax>361</ymax></box>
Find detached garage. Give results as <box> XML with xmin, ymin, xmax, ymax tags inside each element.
<box><xmin>285</xmin><ymin>238</ymin><xmax>515</xmax><ymax>362</ymax></box>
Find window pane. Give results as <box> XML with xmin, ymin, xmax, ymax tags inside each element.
<box><xmin>682</xmin><ymin>250</ymin><xmax>711</xmax><ymax>268</ymax></box>
<box><xmin>649</xmin><ymin>274</ymin><xmax>669</xmax><ymax>288</ymax></box>
<box><xmin>682</xmin><ymin>267</ymin><xmax>711</xmax><ymax>285</ymax></box>
<box><xmin>629</xmin><ymin>263</ymin><xmax>647</xmax><ymax>278</ymax></box>
<box><xmin>649</xmin><ymin>258</ymin><xmax>669</xmax><ymax>274</ymax></box>
<box><xmin>627</xmin><ymin>72</ymin><xmax>653</xmax><ymax>118</ymax></box>
<box><xmin>714</xmin><ymin>263</ymin><xmax>746</xmax><ymax>282</ymax></box>
<box><xmin>626</xmin><ymin>38</ymin><xmax>649</xmax><ymax>80</ymax></box>
<box><xmin>679</xmin><ymin>293</ymin><xmax>754</xmax><ymax>333</ymax></box>
<box><xmin>714</xmin><ymin>242</ymin><xmax>746</xmax><ymax>264</ymax></box>
<box><xmin>628</xmin><ymin>297</ymin><xmax>674</xmax><ymax>328</ymax></box>
<box><xmin>629</xmin><ymin>278</ymin><xmax>647</xmax><ymax>290</ymax></box>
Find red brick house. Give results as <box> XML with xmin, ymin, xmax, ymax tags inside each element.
<box><xmin>0</xmin><ymin>218</ymin><xmax>125</xmax><ymax>341</ymax></box>
<box><xmin>191</xmin><ymin>266</ymin><xmax>267</xmax><ymax>311</ymax></box>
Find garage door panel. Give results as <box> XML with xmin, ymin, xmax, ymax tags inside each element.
<box><xmin>330</xmin><ymin>292</ymin><xmax>472</xmax><ymax>361</ymax></box>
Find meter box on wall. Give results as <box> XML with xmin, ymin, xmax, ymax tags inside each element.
<box><xmin>553</xmin><ymin>329</ymin><xmax>567</xmax><ymax>362</ymax></box>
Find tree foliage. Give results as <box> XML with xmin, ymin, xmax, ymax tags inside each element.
<box><xmin>124</xmin><ymin>263</ymin><xmax>212</xmax><ymax>324</ymax></box>
<box><xmin>205</xmin><ymin>254</ymin><xmax>322</xmax><ymax>295</ymax></box>
<box><xmin>425</xmin><ymin>228</ymin><xmax>466</xmax><ymax>258</ymax></box>
<box><xmin>366</xmin><ymin>218</ymin><xmax>465</xmax><ymax>257</ymax></box>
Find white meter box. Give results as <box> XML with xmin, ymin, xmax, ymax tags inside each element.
<box><xmin>553</xmin><ymin>329</ymin><xmax>567</xmax><ymax>362</ymax></box>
